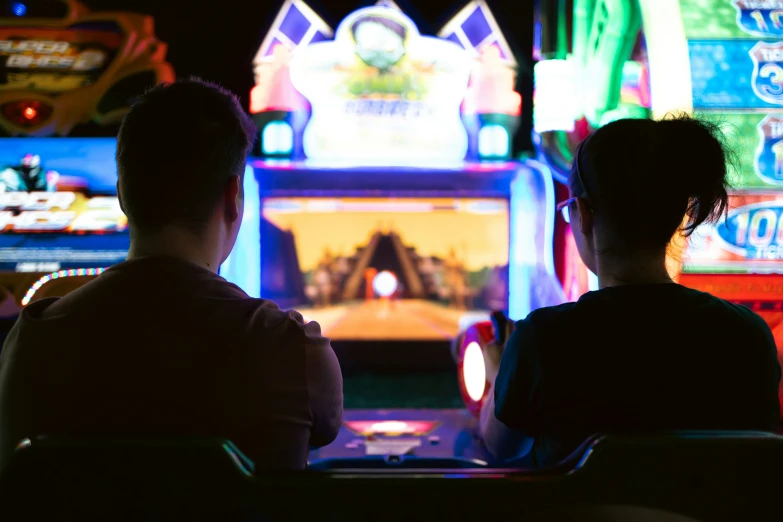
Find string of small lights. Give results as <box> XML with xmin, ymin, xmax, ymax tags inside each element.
<box><xmin>22</xmin><ymin>268</ymin><xmax>106</xmax><ymax>306</ymax></box>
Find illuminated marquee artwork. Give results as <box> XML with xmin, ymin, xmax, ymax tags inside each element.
<box><xmin>0</xmin><ymin>0</ymin><xmax>174</xmax><ymax>136</ymax></box>
<box><xmin>0</xmin><ymin>35</ymin><xmax>115</xmax><ymax>93</ymax></box>
<box><xmin>716</xmin><ymin>202</ymin><xmax>783</xmax><ymax>261</ymax></box>
<box><xmin>756</xmin><ymin>114</ymin><xmax>783</xmax><ymax>184</ymax></box>
<box><xmin>250</xmin><ymin>1</ymin><xmax>521</xmax><ymax>163</ymax></box>
<box><xmin>733</xmin><ymin>0</ymin><xmax>783</xmax><ymax>38</ymax></box>
<box><xmin>684</xmin><ymin>193</ymin><xmax>783</xmax><ymax>271</ymax></box>
<box><xmin>750</xmin><ymin>41</ymin><xmax>783</xmax><ymax>106</ymax></box>
<box><xmin>289</xmin><ymin>6</ymin><xmax>471</xmax><ymax>164</ymax></box>
<box><xmin>0</xmin><ymin>37</ymin><xmax>110</xmax><ymax>71</ymax></box>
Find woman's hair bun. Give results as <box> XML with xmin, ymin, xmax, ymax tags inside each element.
<box><xmin>578</xmin><ymin>113</ymin><xmax>733</xmax><ymax>252</ymax></box>
<box><xmin>654</xmin><ymin>114</ymin><xmax>732</xmax><ymax>233</ymax></box>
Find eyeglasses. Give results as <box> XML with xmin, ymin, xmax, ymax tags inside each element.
<box><xmin>556</xmin><ymin>140</ymin><xmax>592</xmax><ymax>225</ymax></box>
<box><xmin>557</xmin><ymin>197</ymin><xmax>578</xmax><ymax>224</ymax></box>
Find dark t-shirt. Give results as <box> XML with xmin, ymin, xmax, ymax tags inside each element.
<box><xmin>0</xmin><ymin>257</ymin><xmax>343</xmax><ymax>471</ymax></box>
<box><xmin>494</xmin><ymin>283</ymin><xmax>781</xmax><ymax>467</ymax></box>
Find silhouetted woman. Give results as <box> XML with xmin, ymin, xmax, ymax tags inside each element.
<box><xmin>483</xmin><ymin>115</ymin><xmax>781</xmax><ymax>467</ymax></box>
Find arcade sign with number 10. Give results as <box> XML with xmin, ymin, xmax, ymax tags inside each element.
<box><xmin>716</xmin><ymin>203</ymin><xmax>783</xmax><ymax>261</ymax></box>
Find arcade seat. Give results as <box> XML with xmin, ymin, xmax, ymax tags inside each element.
<box><xmin>0</xmin><ymin>436</ymin><xmax>259</xmax><ymax>520</ymax></box>
<box><xmin>562</xmin><ymin>431</ymin><xmax>783</xmax><ymax>522</ymax></box>
<box><xmin>524</xmin><ymin>506</ymin><xmax>703</xmax><ymax>522</ymax></box>
<box><xmin>0</xmin><ymin>432</ymin><xmax>781</xmax><ymax>521</ymax></box>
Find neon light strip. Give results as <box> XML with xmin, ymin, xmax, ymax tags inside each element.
<box><xmin>219</xmin><ymin>165</ymin><xmax>261</xmax><ymax>298</ymax></box>
<box><xmin>526</xmin><ymin>159</ymin><xmax>557</xmax><ymax>276</ymax></box>
<box><xmin>22</xmin><ymin>268</ymin><xmax>106</xmax><ymax>306</ymax></box>
<box><xmin>637</xmin><ymin>0</ymin><xmax>693</xmax><ymax>118</ymax></box>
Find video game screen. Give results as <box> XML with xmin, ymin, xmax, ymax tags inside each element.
<box><xmin>261</xmin><ymin>197</ymin><xmax>509</xmax><ymax>341</ymax></box>
<box><xmin>0</xmin><ymin>139</ymin><xmax>128</xmax><ymax>273</ymax></box>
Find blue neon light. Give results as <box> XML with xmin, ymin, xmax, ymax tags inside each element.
<box><xmin>12</xmin><ymin>2</ymin><xmax>26</xmax><ymax>16</ymax></box>
<box><xmin>262</xmin><ymin>121</ymin><xmax>294</xmax><ymax>156</ymax></box>
<box><xmin>478</xmin><ymin>124</ymin><xmax>510</xmax><ymax>158</ymax></box>
<box><xmin>220</xmin><ymin>165</ymin><xmax>261</xmax><ymax>298</ymax></box>
<box><xmin>508</xmin><ymin>162</ymin><xmax>566</xmax><ymax>320</ymax></box>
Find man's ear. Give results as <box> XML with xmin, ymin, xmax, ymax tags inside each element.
<box><xmin>224</xmin><ymin>175</ymin><xmax>241</xmax><ymax>223</ymax></box>
<box><xmin>576</xmin><ymin>197</ymin><xmax>593</xmax><ymax>236</ymax></box>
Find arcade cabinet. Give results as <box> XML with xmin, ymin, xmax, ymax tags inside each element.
<box><xmin>0</xmin><ymin>0</ymin><xmax>173</xmax><ymax>307</ymax></box>
<box><xmin>232</xmin><ymin>0</ymin><xmax>566</xmax><ymax>465</ymax></box>
<box><xmin>530</xmin><ymin>0</ymin><xmax>783</xmax><ymax>415</ymax></box>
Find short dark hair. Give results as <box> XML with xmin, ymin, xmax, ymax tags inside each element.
<box><xmin>571</xmin><ymin>114</ymin><xmax>733</xmax><ymax>252</ymax></box>
<box><xmin>116</xmin><ymin>78</ymin><xmax>256</xmax><ymax>234</ymax></box>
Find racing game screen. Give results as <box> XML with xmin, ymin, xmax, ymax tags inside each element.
<box><xmin>261</xmin><ymin>197</ymin><xmax>509</xmax><ymax>341</ymax></box>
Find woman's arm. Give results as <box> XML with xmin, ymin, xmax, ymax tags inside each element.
<box><xmin>482</xmin><ymin>318</ymin><xmax>542</xmax><ymax>462</ymax></box>
<box><xmin>480</xmin><ymin>384</ymin><xmax>534</xmax><ymax>461</ymax></box>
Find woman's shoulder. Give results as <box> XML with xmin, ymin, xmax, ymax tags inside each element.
<box><xmin>511</xmin><ymin>301</ymin><xmax>580</xmax><ymax>344</ymax></box>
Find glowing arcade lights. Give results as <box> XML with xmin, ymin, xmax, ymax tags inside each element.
<box><xmin>22</xmin><ymin>268</ymin><xmax>106</xmax><ymax>306</ymax></box>
<box><xmin>1</xmin><ymin>100</ymin><xmax>52</xmax><ymax>128</ymax></box>
<box><xmin>11</xmin><ymin>2</ymin><xmax>26</xmax><ymax>16</ymax></box>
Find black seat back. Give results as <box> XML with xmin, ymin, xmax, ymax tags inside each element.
<box><xmin>0</xmin><ymin>436</ymin><xmax>259</xmax><ymax>520</ymax></box>
<box><xmin>564</xmin><ymin>431</ymin><xmax>783</xmax><ymax>521</ymax></box>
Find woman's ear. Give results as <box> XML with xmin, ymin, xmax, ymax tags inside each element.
<box><xmin>576</xmin><ymin>197</ymin><xmax>593</xmax><ymax>236</ymax></box>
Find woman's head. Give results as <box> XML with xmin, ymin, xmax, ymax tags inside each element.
<box><xmin>565</xmin><ymin>114</ymin><xmax>733</xmax><ymax>277</ymax></box>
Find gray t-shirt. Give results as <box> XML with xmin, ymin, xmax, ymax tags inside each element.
<box><xmin>0</xmin><ymin>256</ymin><xmax>343</xmax><ymax>471</ymax></box>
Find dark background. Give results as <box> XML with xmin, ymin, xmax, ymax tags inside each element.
<box><xmin>80</xmin><ymin>0</ymin><xmax>536</xmax><ymax>153</ymax></box>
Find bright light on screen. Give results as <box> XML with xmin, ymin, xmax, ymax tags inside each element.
<box><xmin>261</xmin><ymin>197</ymin><xmax>509</xmax><ymax>341</ymax></box>
<box><xmin>372</xmin><ymin>270</ymin><xmax>398</xmax><ymax>298</ymax></box>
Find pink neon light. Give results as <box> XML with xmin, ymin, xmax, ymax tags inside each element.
<box><xmin>344</xmin><ymin>420</ymin><xmax>439</xmax><ymax>436</ymax></box>
<box><xmin>462</xmin><ymin>45</ymin><xmax>522</xmax><ymax>116</ymax></box>
<box><xmin>251</xmin><ymin>44</ymin><xmax>308</xmax><ymax>114</ymax></box>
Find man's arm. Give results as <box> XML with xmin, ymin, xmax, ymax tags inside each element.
<box><xmin>303</xmin><ymin>320</ymin><xmax>343</xmax><ymax>448</ymax></box>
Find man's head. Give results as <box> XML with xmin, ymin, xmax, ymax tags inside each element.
<box><xmin>116</xmin><ymin>78</ymin><xmax>256</xmax><ymax>264</ymax></box>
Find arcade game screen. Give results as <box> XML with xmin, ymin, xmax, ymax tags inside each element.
<box><xmin>261</xmin><ymin>197</ymin><xmax>509</xmax><ymax>341</ymax></box>
<box><xmin>0</xmin><ymin>140</ymin><xmax>127</xmax><ymax>276</ymax></box>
